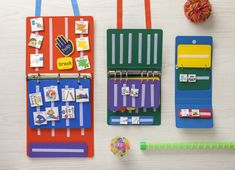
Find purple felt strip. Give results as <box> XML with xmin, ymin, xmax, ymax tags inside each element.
<box><xmin>28</xmin><ymin>142</ymin><xmax>87</xmax><ymax>157</ymax></box>
<box><xmin>108</xmin><ymin>79</ymin><xmax>160</xmax><ymax>111</ymax></box>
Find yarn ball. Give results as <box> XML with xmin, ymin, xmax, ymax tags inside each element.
<box><xmin>184</xmin><ymin>0</ymin><xmax>212</xmax><ymax>23</ymax></box>
<box><xmin>110</xmin><ymin>136</ymin><xmax>130</xmax><ymax>157</ymax></box>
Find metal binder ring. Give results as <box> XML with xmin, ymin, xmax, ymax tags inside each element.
<box><xmin>152</xmin><ymin>71</ymin><xmax>155</xmax><ymax>84</ymax></box>
<box><xmin>120</xmin><ymin>71</ymin><xmax>122</xmax><ymax>83</ymax></box>
<box><xmin>57</xmin><ymin>74</ymin><xmax>60</xmax><ymax>84</ymax></box>
<box><xmin>37</xmin><ymin>74</ymin><xmax>40</xmax><ymax>84</ymax></box>
<box><xmin>114</xmin><ymin>71</ymin><xmax>117</xmax><ymax>84</ymax></box>
<box><xmin>141</xmin><ymin>71</ymin><xmax>145</xmax><ymax>84</ymax></box>
<box><xmin>147</xmin><ymin>71</ymin><xmax>150</xmax><ymax>81</ymax></box>
<box><xmin>77</xmin><ymin>73</ymin><xmax>81</xmax><ymax>84</ymax></box>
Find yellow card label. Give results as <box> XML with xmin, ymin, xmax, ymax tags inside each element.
<box><xmin>177</xmin><ymin>45</ymin><xmax>211</xmax><ymax>68</ymax></box>
<box><xmin>57</xmin><ymin>57</ymin><xmax>73</xmax><ymax>70</ymax></box>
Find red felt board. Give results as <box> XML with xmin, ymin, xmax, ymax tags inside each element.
<box><xmin>26</xmin><ymin>16</ymin><xmax>94</xmax><ymax>157</ymax></box>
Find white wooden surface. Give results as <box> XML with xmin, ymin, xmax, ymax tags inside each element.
<box><xmin>0</xmin><ymin>0</ymin><xmax>235</xmax><ymax>169</ymax></box>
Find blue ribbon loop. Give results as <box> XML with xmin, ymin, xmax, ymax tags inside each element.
<box><xmin>35</xmin><ymin>0</ymin><xmax>80</xmax><ymax>16</ymax></box>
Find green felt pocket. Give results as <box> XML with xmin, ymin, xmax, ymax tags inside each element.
<box><xmin>176</xmin><ymin>68</ymin><xmax>211</xmax><ymax>90</ymax></box>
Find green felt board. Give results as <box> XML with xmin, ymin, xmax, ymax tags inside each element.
<box><xmin>107</xmin><ymin>29</ymin><xmax>163</xmax><ymax>70</ymax></box>
<box><xmin>176</xmin><ymin>68</ymin><xmax>211</xmax><ymax>90</ymax></box>
<box><xmin>107</xmin><ymin>29</ymin><xmax>163</xmax><ymax>125</ymax></box>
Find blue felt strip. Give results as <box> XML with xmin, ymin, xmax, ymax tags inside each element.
<box><xmin>35</xmin><ymin>0</ymin><xmax>42</xmax><ymax>16</ymax></box>
<box><xmin>71</xmin><ymin>0</ymin><xmax>80</xmax><ymax>16</ymax></box>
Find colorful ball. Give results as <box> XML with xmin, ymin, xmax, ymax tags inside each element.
<box><xmin>110</xmin><ymin>136</ymin><xmax>130</xmax><ymax>157</ymax></box>
<box><xmin>184</xmin><ymin>0</ymin><xmax>212</xmax><ymax>23</ymax></box>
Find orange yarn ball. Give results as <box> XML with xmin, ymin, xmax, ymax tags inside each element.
<box><xmin>184</xmin><ymin>0</ymin><xmax>212</xmax><ymax>23</ymax></box>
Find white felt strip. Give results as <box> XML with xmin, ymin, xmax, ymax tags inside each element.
<box><xmin>197</xmin><ymin>76</ymin><xmax>210</xmax><ymax>80</ymax></box>
<box><xmin>78</xmin><ymin>18</ymin><xmax>85</xmax><ymax>137</ymax></box>
<box><xmin>81</xmin><ymin>128</ymin><xmax>85</xmax><ymax>136</ymax></box>
<box><xmin>36</xmin><ymin>85</ymin><xmax>40</xmax><ymax>136</ymax></box>
<box><xmin>131</xmin><ymin>84</ymin><xmax>136</xmax><ymax>107</ymax></box>
<box><xmin>51</xmin><ymin>101</ymin><xmax>55</xmax><ymax>137</ymax></box>
<box><xmin>153</xmin><ymin>34</ymin><xmax>158</xmax><ymax>64</ymax></box>
<box><xmin>123</xmin><ymin>84</ymin><xmax>127</xmax><ymax>107</ymax></box>
<box><xmin>112</xmin><ymin>34</ymin><xmax>116</xmax><ymax>65</ymax></box>
<box><xmin>114</xmin><ymin>83</ymin><xmax>118</xmax><ymax>107</ymax></box>
<box><xmin>128</xmin><ymin>33</ymin><xmax>132</xmax><ymax>64</ymax></box>
<box><xmin>32</xmin><ymin>148</ymin><xmax>84</xmax><ymax>153</ymax></box>
<box><xmin>80</xmin><ymin>18</ymin><xmax>84</xmax><ymax>57</ymax></box>
<box><xmin>147</xmin><ymin>34</ymin><xmax>151</xmax><ymax>65</ymax></box>
<box><xmin>65</xmin><ymin>17</ymin><xmax>68</xmax><ymax>39</ymax></box>
<box><xmin>178</xmin><ymin>55</ymin><xmax>209</xmax><ymax>58</ymax></box>
<box><xmin>120</xmin><ymin>34</ymin><xmax>124</xmax><ymax>64</ymax></box>
<box><xmin>79</xmin><ymin>85</ymin><xmax>84</xmax><ymax>127</ymax></box>
<box><xmin>35</xmin><ymin>32</ymin><xmax>39</xmax><ymax>71</ymax></box>
<box><xmin>150</xmin><ymin>83</ymin><xmax>154</xmax><ymax>107</ymax></box>
<box><xmin>141</xmin><ymin>84</ymin><xmax>146</xmax><ymax>107</ymax></box>
<box><xmin>138</xmin><ymin>33</ymin><xmax>142</xmax><ymax>64</ymax></box>
<box><xmin>49</xmin><ymin>18</ymin><xmax>53</xmax><ymax>70</ymax></box>
<box><xmin>65</xmin><ymin>85</ymin><xmax>70</xmax><ymax>137</ymax></box>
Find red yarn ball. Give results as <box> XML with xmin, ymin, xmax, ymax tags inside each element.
<box><xmin>184</xmin><ymin>0</ymin><xmax>212</xmax><ymax>23</ymax></box>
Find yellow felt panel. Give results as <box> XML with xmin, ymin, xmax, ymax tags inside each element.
<box><xmin>177</xmin><ymin>45</ymin><xmax>211</xmax><ymax>68</ymax></box>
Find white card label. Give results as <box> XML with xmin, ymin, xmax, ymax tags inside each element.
<box><xmin>179</xmin><ymin>74</ymin><xmax>188</xmax><ymax>82</ymax></box>
<box><xmin>45</xmin><ymin>107</ymin><xmax>59</xmax><ymax>121</ymax></box>
<box><xmin>75</xmin><ymin>55</ymin><xmax>91</xmax><ymax>71</ymax></box>
<box><xmin>44</xmin><ymin>86</ymin><xmax>59</xmax><ymax>102</ymax></box>
<box><xmin>61</xmin><ymin>106</ymin><xmax>75</xmax><ymax>119</ymax></box>
<box><xmin>31</xmin><ymin>18</ymin><xmax>44</xmax><ymax>32</ymax></box>
<box><xmin>130</xmin><ymin>88</ymin><xmax>139</xmax><ymax>97</ymax></box>
<box><xmin>122</xmin><ymin>86</ymin><xmax>130</xmax><ymax>96</ymax></box>
<box><xmin>28</xmin><ymin>33</ymin><xmax>43</xmax><ymax>49</ymax></box>
<box><xmin>33</xmin><ymin>111</ymin><xmax>47</xmax><ymax>125</ymax></box>
<box><xmin>76</xmin><ymin>88</ymin><xmax>89</xmax><ymax>102</ymax></box>
<box><xmin>76</xmin><ymin>37</ymin><xmax>90</xmax><ymax>51</ymax></box>
<box><xmin>62</xmin><ymin>88</ymin><xmax>75</xmax><ymax>102</ymax></box>
<box><xmin>30</xmin><ymin>54</ymin><xmax>43</xmax><ymax>67</ymax></box>
<box><xmin>29</xmin><ymin>92</ymin><xmax>43</xmax><ymax>107</ymax></box>
<box><xmin>75</xmin><ymin>21</ymin><xmax>88</xmax><ymax>34</ymax></box>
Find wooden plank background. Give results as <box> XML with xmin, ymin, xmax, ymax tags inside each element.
<box><xmin>0</xmin><ymin>0</ymin><xmax>235</xmax><ymax>169</ymax></box>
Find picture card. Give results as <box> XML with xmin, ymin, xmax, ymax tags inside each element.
<box><xmin>75</xmin><ymin>55</ymin><xmax>91</xmax><ymax>71</ymax></box>
<box><xmin>30</xmin><ymin>54</ymin><xmax>43</xmax><ymax>67</ymax></box>
<box><xmin>76</xmin><ymin>88</ymin><xmax>89</xmax><ymax>102</ymax></box>
<box><xmin>28</xmin><ymin>33</ymin><xmax>43</xmax><ymax>49</ymax></box>
<box><xmin>62</xmin><ymin>88</ymin><xmax>75</xmax><ymax>102</ymax></box>
<box><xmin>76</xmin><ymin>37</ymin><xmax>90</xmax><ymax>51</ymax></box>
<box><xmin>45</xmin><ymin>107</ymin><xmax>59</xmax><ymax>121</ymax></box>
<box><xmin>75</xmin><ymin>20</ymin><xmax>88</xmax><ymax>34</ymax></box>
<box><xmin>44</xmin><ymin>86</ymin><xmax>59</xmax><ymax>102</ymax></box>
<box><xmin>29</xmin><ymin>92</ymin><xmax>43</xmax><ymax>107</ymax></box>
<box><xmin>61</xmin><ymin>105</ymin><xmax>75</xmax><ymax>119</ymax></box>
<box><xmin>30</xmin><ymin>18</ymin><xmax>44</xmax><ymax>32</ymax></box>
<box><xmin>33</xmin><ymin>111</ymin><xmax>47</xmax><ymax>126</ymax></box>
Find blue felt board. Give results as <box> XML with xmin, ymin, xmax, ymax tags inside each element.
<box><xmin>28</xmin><ymin>79</ymin><xmax>91</xmax><ymax>129</ymax></box>
<box><xmin>175</xmin><ymin>36</ymin><xmax>213</xmax><ymax>128</ymax></box>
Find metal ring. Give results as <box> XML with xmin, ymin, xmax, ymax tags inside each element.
<box><xmin>37</xmin><ymin>74</ymin><xmax>40</xmax><ymax>84</ymax></box>
<box><xmin>57</xmin><ymin>73</ymin><xmax>60</xmax><ymax>84</ymax></box>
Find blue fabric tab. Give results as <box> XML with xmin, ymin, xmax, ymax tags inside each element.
<box><xmin>71</xmin><ymin>0</ymin><xmax>80</xmax><ymax>16</ymax></box>
<box><xmin>35</xmin><ymin>0</ymin><xmax>42</xmax><ymax>16</ymax></box>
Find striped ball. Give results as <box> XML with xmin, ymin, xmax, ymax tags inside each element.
<box><xmin>184</xmin><ymin>0</ymin><xmax>212</xmax><ymax>23</ymax></box>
